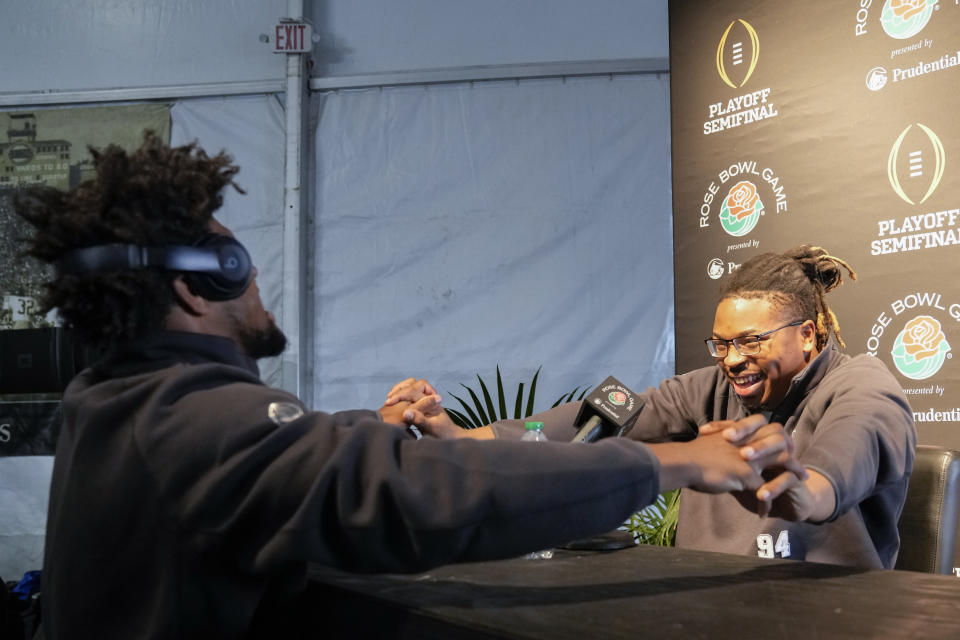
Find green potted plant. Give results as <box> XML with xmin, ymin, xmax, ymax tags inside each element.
<box><xmin>445</xmin><ymin>367</ymin><xmax>679</xmax><ymax>546</ymax></box>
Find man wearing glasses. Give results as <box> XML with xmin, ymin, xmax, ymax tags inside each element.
<box><xmin>651</xmin><ymin>246</ymin><xmax>914</xmax><ymax>569</ymax></box>
<box><xmin>400</xmin><ymin>246</ymin><xmax>915</xmax><ymax>569</ymax></box>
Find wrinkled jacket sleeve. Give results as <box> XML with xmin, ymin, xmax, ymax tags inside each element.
<box><xmin>145</xmin><ymin>380</ymin><xmax>662</xmax><ymax>575</ymax></box>
<box><xmin>797</xmin><ymin>356</ymin><xmax>916</xmax><ymax>521</ymax></box>
<box><xmin>627</xmin><ymin>367</ymin><xmax>727</xmax><ymax>442</ymax></box>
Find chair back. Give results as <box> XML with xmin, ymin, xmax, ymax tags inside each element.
<box><xmin>895</xmin><ymin>445</ymin><xmax>960</xmax><ymax>574</ymax></box>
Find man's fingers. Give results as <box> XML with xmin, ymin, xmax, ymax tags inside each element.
<box><xmin>386</xmin><ymin>378</ymin><xmax>438</xmax><ymax>404</ymax></box>
<box><xmin>697</xmin><ymin>420</ymin><xmax>732</xmax><ymax>436</ymax></box>
<box><xmin>402</xmin><ymin>408</ymin><xmax>424</xmax><ymax>425</ymax></box>
<box><xmin>739</xmin><ymin>425</ymin><xmax>792</xmax><ymax>460</ymax></box>
<box><xmin>387</xmin><ymin>378</ymin><xmax>417</xmax><ymax>398</ymax></box>
<box><xmin>721</xmin><ymin>413</ymin><xmax>769</xmax><ymax>443</ymax></box>
<box><xmin>780</xmin><ymin>455</ymin><xmax>809</xmax><ymax>481</ymax></box>
<box><xmin>756</xmin><ymin>471</ymin><xmax>800</xmax><ymax>507</ymax></box>
<box><xmin>410</xmin><ymin>394</ymin><xmax>443</xmax><ymax>415</ymax></box>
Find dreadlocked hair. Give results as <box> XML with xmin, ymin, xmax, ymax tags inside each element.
<box><xmin>719</xmin><ymin>245</ymin><xmax>857</xmax><ymax>350</ymax></box>
<box><xmin>13</xmin><ymin>131</ymin><xmax>243</xmax><ymax>347</ymax></box>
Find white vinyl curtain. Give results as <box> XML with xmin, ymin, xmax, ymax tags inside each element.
<box><xmin>311</xmin><ymin>74</ymin><xmax>675</xmax><ymax>414</ymax></box>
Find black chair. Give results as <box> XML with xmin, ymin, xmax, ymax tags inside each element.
<box><xmin>895</xmin><ymin>445</ymin><xmax>960</xmax><ymax>574</ymax></box>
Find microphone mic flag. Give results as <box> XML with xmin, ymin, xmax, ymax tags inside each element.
<box><xmin>570</xmin><ymin>375</ymin><xmax>644</xmax><ymax>443</ymax></box>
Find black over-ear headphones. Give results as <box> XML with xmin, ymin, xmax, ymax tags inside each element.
<box><xmin>56</xmin><ymin>234</ymin><xmax>253</xmax><ymax>301</ymax></box>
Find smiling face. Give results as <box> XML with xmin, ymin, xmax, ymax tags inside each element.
<box><xmin>712</xmin><ymin>296</ymin><xmax>817</xmax><ymax>410</ymax></box>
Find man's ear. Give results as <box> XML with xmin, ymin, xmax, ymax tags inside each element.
<box><xmin>171</xmin><ymin>276</ymin><xmax>210</xmax><ymax>317</ymax></box>
<box><xmin>801</xmin><ymin>319</ymin><xmax>817</xmax><ymax>354</ymax></box>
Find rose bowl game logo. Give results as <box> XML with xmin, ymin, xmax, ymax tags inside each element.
<box><xmin>719</xmin><ymin>181</ymin><xmax>764</xmax><ymax>237</ymax></box>
<box><xmin>887</xmin><ymin>123</ymin><xmax>945</xmax><ymax>205</ymax></box>
<box><xmin>716</xmin><ymin>19</ymin><xmax>760</xmax><ymax>88</ymax></box>
<box><xmin>880</xmin><ymin>0</ymin><xmax>938</xmax><ymax>40</ymax></box>
<box><xmin>608</xmin><ymin>391</ymin><xmax>627</xmax><ymax>406</ymax></box>
<box><xmin>891</xmin><ymin>315</ymin><xmax>952</xmax><ymax>380</ymax></box>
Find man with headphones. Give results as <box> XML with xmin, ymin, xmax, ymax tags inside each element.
<box><xmin>15</xmin><ymin>133</ymin><xmax>806</xmax><ymax>639</ymax></box>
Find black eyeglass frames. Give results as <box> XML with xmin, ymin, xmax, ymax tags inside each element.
<box><xmin>705</xmin><ymin>320</ymin><xmax>805</xmax><ymax>358</ymax></box>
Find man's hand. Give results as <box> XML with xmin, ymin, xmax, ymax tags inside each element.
<box><xmin>700</xmin><ymin>414</ymin><xmax>835</xmax><ymax>521</ymax></box>
<box><xmin>652</xmin><ymin>414</ymin><xmax>808</xmax><ymax>494</ymax></box>
<box><xmin>381</xmin><ymin>378</ymin><xmax>465</xmax><ymax>439</ymax></box>
<box><xmin>650</xmin><ymin>430</ymin><xmax>765</xmax><ymax>494</ymax></box>
<box><xmin>384</xmin><ymin>378</ymin><xmax>437</xmax><ymax>406</ymax></box>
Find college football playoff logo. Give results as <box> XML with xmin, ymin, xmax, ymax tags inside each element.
<box><xmin>716</xmin><ymin>19</ymin><xmax>760</xmax><ymax>88</ymax></box>
<box><xmin>887</xmin><ymin>123</ymin><xmax>945</xmax><ymax>205</ymax></box>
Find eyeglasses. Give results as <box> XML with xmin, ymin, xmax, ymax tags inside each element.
<box><xmin>705</xmin><ymin>320</ymin><xmax>804</xmax><ymax>358</ymax></box>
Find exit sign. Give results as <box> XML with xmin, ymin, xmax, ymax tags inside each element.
<box><xmin>273</xmin><ymin>20</ymin><xmax>312</xmax><ymax>53</ymax></box>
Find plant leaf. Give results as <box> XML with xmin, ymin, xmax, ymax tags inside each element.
<box><xmin>462</xmin><ymin>384</ymin><xmax>490</xmax><ymax>426</ymax></box>
<box><xmin>449</xmin><ymin>391</ymin><xmax>483</xmax><ymax>429</ymax></box>
<box><xmin>477</xmin><ymin>375</ymin><xmax>498</xmax><ymax>425</ymax></box>
<box><xmin>444</xmin><ymin>407</ymin><xmax>472</xmax><ymax>430</ymax></box>
<box><xmin>495</xmin><ymin>366</ymin><xmax>507</xmax><ymax>422</ymax></box>
<box><xmin>524</xmin><ymin>366</ymin><xmax>541</xmax><ymax>417</ymax></box>
<box><xmin>513</xmin><ymin>382</ymin><xmax>524</xmax><ymax>419</ymax></box>
<box><xmin>621</xmin><ymin>489</ymin><xmax>680</xmax><ymax>546</ymax></box>
<box><xmin>553</xmin><ymin>385</ymin><xmax>581</xmax><ymax>408</ymax></box>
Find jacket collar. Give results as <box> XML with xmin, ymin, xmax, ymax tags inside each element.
<box><xmin>768</xmin><ymin>336</ymin><xmax>842</xmax><ymax>424</ymax></box>
<box><xmin>92</xmin><ymin>331</ymin><xmax>260</xmax><ymax>380</ymax></box>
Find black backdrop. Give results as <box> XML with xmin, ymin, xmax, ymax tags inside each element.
<box><xmin>670</xmin><ymin>0</ymin><xmax>960</xmax><ymax>450</ymax></box>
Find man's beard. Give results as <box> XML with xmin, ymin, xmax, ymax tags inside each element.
<box><xmin>237</xmin><ymin>319</ymin><xmax>288</xmax><ymax>359</ymax></box>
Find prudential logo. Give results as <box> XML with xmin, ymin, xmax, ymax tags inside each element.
<box><xmin>866</xmin><ymin>67</ymin><xmax>889</xmax><ymax>91</ymax></box>
<box><xmin>880</xmin><ymin>0</ymin><xmax>938</xmax><ymax>40</ymax></box>
<box><xmin>891</xmin><ymin>315</ymin><xmax>952</xmax><ymax>379</ymax></box>
<box><xmin>716</xmin><ymin>19</ymin><xmax>759</xmax><ymax>88</ymax></box>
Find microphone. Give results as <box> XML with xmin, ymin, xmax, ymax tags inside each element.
<box><xmin>570</xmin><ymin>376</ymin><xmax>644</xmax><ymax>443</ymax></box>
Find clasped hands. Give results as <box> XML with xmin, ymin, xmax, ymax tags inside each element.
<box><xmin>379</xmin><ymin>377</ymin><xmax>463</xmax><ymax>438</ymax></box>
<box><xmin>379</xmin><ymin>378</ymin><xmax>822</xmax><ymax>522</ymax></box>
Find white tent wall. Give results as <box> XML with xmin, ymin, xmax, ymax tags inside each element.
<box><xmin>311</xmin><ymin>74</ymin><xmax>674</xmax><ymax>414</ymax></box>
<box><xmin>312</xmin><ymin>0</ymin><xmax>668</xmax><ymax>78</ymax></box>
<box><xmin>0</xmin><ymin>0</ymin><xmax>286</xmax><ymax>96</ymax></box>
<box><xmin>0</xmin><ymin>0</ymin><xmax>675</xmax><ymax>581</ymax></box>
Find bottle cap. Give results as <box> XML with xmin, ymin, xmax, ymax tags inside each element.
<box><xmin>524</xmin><ymin>421</ymin><xmax>544</xmax><ymax>430</ymax></box>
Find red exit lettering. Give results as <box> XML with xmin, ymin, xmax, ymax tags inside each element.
<box><xmin>275</xmin><ymin>23</ymin><xmax>309</xmax><ymax>51</ymax></box>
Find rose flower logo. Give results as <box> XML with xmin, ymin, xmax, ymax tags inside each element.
<box><xmin>881</xmin><ymin>0</ymin><xmax>938</xmax><ymax>40</ymax></box>
<box><xmin>891</xmin><ymin>0</ymin><xmax>929</xmax><ymax>20</ymax></box>
<box><xmin>718</xmin><ymin>180</ymin><xmax>763</xmax><ymax>237</ymax></box>
<box><xmin>725</xmin><ymin>181</ymin><xmax>760</xmax><ymax>220</ymax></box>
<box><xmin>891</xmin><ymin>315</ymin><xmax>952</xmax><ymax>380</ymax></box>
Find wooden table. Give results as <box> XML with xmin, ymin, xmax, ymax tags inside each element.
<box><xmin>306</xmin><ymin>544</ymin><xmax>960</xmax><ymax>639</ymax></box>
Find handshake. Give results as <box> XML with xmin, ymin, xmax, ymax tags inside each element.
<box><xmin>378</xmin><ymin>378</ymin><xmax>827</xmax><ymax>522</ymax></box>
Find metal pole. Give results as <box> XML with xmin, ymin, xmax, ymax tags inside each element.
<box><xmin>280</xmin><ymin>0</ymin><xmax>305</xmax><ymax>397</ymax></box>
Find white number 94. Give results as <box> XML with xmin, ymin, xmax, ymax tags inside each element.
<box><xmin>757</xmin><ymin>531</ymin><xmax>791</xmax><ymax>559</ymax></box>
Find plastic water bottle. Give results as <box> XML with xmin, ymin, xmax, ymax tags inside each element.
<box><xmin>521</xmin><ymin>421</ymin><xmax>554</xmax><ymax>560</ymax></box>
